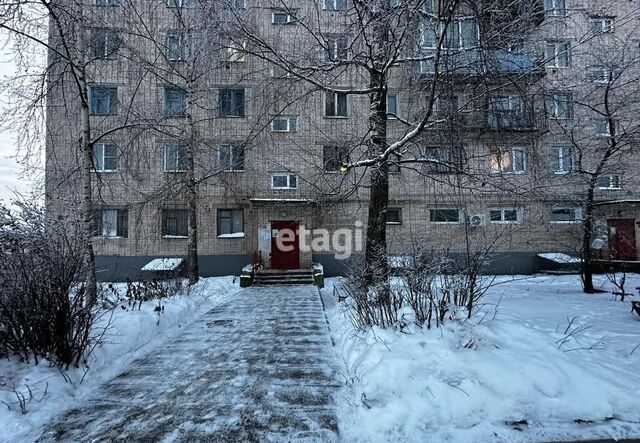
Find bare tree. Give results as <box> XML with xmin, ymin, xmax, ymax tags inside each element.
<box><xmin>0</xmin><ymin>0</ymin><xmax>149</xmax><ymax>302</ymax></box>
<box><xmin>540</xmin><ymin>12</ymin><xmax>640</xmax><ymax>293</ymax></box>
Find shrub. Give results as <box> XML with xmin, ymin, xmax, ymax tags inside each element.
<box><xmin>0</xmin><ymin>201</ymin><xmax>101</xmax><ymax>368</ymax></box>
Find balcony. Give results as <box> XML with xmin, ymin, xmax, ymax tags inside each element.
<box><xmin>419</xmin><ymin>49</ymin><xmax>544</xmax><ymax>79</ymax></box>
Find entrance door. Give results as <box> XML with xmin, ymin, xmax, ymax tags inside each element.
<box><xmin>271</xmin><ymin>220</ymin><xmax>300</xmax><ymax>269</ymax></box>
<box><xmin>608</xmin><ymin>218</ymin><xmax>637</xmax><ymax>260</ymax></box>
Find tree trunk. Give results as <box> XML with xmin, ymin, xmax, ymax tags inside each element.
<box><xmin>185</xmin><ymin>92</ymin><xmax>199</xmax><ymax>285</ymax></box>
<box><xmin>364</xmin><ymin>72</ymin><xmax>389</xmax><ymax>287</ymax></box>
<box><xmin>80</xmin><ymin>98</ymin><xmax>98</xmax><ymax>304</ymax></box>
<box><xmin>581</xmin><ymin>186</ymin><xmax>595</xmax><ymax>293</ymax></box>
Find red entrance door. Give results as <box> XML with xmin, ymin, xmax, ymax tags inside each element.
<box><xmin>608</xmin><ymin>218</ymin><xmax>637</xmax><ymax>260</ymax></box>
<box><xmin>271</xmin><ymin>220</ymin><xmax>300</xmax><ymax>269</ymax></box>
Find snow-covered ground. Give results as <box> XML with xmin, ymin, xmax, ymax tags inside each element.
<box><xmin>324</xmin><ymin>274</ymin><xmax>640</xmax><ymax>442</ymax></box>
<box><xmin>0</xmin><ymin>276</ymin><xmax>239</xmax><ymax>443</ymax></box>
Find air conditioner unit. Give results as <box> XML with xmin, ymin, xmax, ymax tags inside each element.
<box><xmin>468</xmin><ymin>214</ymin><xmax>486</xmax><ymax>227</ymax></box>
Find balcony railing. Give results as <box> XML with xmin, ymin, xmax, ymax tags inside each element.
<box><xmin>420</xmin><ymin>49</ymin><xmax>543</xmax><ymax>78</ymax></box>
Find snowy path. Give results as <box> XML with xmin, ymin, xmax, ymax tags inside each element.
<box><xmin>37</xmin><ymin>285</ymin><xmax>340</xmax><ymax>442</ymax></box>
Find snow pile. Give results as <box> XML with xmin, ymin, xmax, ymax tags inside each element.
<box><xmin>537</xmin><ymin>252</ymin><xmax>581</xmax><ymax>264</ymax></box>
<box><xmin>0</xmin><ymin>276</ymin><xmax>239</xmax><ymax>443</ymax></box>
<box><xmin>140</xmin><ymin>257</ymin><xmax>183</xmax><ymax>271</ymax></box>
<box><xmin>325</xmin><ymin>275</ymin><xmax>640</xmax><ymax>442</ymax></box>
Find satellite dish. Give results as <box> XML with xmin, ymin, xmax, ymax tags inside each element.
<box><xmin>591</xmin><ymin>238</ymin><xmax>605</xmax><ymax>250</ymax></box>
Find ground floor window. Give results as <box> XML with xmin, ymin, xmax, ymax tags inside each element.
<box><xmin>386</xmin><ymin>208</ymin><xmax>402</xmax><ymax>224</ymax></box>
<box><xmin>162</xmin><ymin>209</ymin><xmax>188</xmax><ymax>237</ymax></box>
<box><xmin>429</xmin><ymin>208</ymin><xmax>462</xmax><ymax>223</ymax></box>
<box><xmin>272</xmin><ymin>173</ymin><xmax>297</xmax><ymax>189</ymax></box>
<box><xmin>217</xmin><ymin>209</ymin><xmax>244</xmax><ymax>237</ymax></box>
<box><xmin>489</xmin><ymin>208</ymin><xmax>521</xmax><ymax>224</ymax></box>
<box><xmin>550</xmin><ymin>207</ymin><xmax>582</xmax><ymax>223</ymax></box>
<box><xmin>95</xmin><ymin>208</ymin><xmax>128</xmax><ymax>237</ymax></box>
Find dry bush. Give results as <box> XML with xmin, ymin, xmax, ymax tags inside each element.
<box><xmin>0</xmin><ymin>202</ymin><xmax>105</xmax><ymax>369</ymax></box>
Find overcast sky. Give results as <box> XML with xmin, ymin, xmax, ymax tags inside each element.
<box><xmin>0</xmin><ymin>43</ymin><xmax>41</xmax><ymax>206</ymax></box>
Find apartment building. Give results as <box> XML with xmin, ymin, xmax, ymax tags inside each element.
<box><xmin>44</xmin><ymin>0</ymin><xmax>640</xmax><ymax>280</ymax></box>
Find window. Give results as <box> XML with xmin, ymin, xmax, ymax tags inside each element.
<box><xmin>491</xmin><ymin>147</ymin><xmax>526</xmax><ymax>173</ymax></box>
<box><xmin>217</xmin><ymin>209</ymin><xmax>244</xmax><ymax>237</ymax></box>
<box><xmin>323</xmin><ymin>145</ymin><xmax>349</xmax><ymax>171</ymax></box>
<box><xmin>164</xmin><ymin>143</ymin><xmax>186</xmax><ymax>172</ymax></box>
<box><xmin>422</xmin><ymin>19</ymin><xmax>478</xmax><ymax>50</ymax></box>
<box><xmin>162</xmin><ymin>209</ymin><xmax>188</xmax><ymax>237</ymax></box>
<box><xmin>489</xmin><ymin>208</ymin><xmax>520</xmax><ymax>224</ymax></box>
<box><xmin>95</xmin><ymin>209</ymin><xmax>128</xmax><ymax>237</ymax></box>
<box><xmin>590</xmin><ymin>17</ymin><xmax>614</xmax><ymax>34</ymax></box>
<box><xmin>387</xmin><ymin>93</ymin><xmax>398</xmax><ymax>117</ymax></box>
<box><xmin>323</xmin><ymin>0</ymin><xmax>347</xmax><ymax>11</ymax></box>
<box><xmin>550</xmin><ymin>207</ymin><xmax>582</xmax><ymax>223</ymax></box>
<box><xmin>488</xmin><ymin>95</ymin><xmax>527</xmax><ymax>129</ymax></box>
<box><xmin>94</xmin><ymin>0</ymin><xmax>119</xmax><ymax>6</ymax></box>
<box><xmin>590</xmin><ymin>66</ymin><xmax>611</xmax><ymax>83</ymax></box>
<box><xmin>429</xmin><ymin>208</ymin><xmax>462</xmax><ymax>224</ymax></box>
<box><xmin>219</xmin><ymin>89</ymin><xmax>245</xmax><ymax>117</ymax></box>
<box><xmin>544</xmin><ymin>0</ymin><xmax>566</xmax><ymax>16</ymax></box>
<box><xmin>545</xmin><ymin>41</ymin><xmax>570</xmax><ymax>67</ymax></box>
<box><xmin>271</xmin><ymin>116</ymin><xmax>297</xmax><ymax>132</ymax></box>
<box><xmin>388</xmin><ymin>152</ymin><xmax>400</xmax><ymax>173</ymax></box>
<box><xmin>90</xmin><ymin>28</ymin><xmax>120</xmax><ymax>59</ymax></box>
<box><xmin>272</xmin><ymin>10</ymin><xmax>297</xmax><ymax>24</ymax></box>
<box><xmin>548</xmin><ymin>92</ymin><xmax>572</xmax><ymax>119</ymax></box>
<box><xmin>230</xmin><ymin>0</ymin><xmax>246</xmax><ymax>8</ymax></box>
<box><xmin>551</xmin><ymin>146</ymin><xmax>572</xmax><ymax>173</ymax></box>
<box><xmin>436</xmin><ymin>95</ymin><xmax>459</xmax><ymax>119</ymax></box>
<box><xmin>226</xmin><ymin>41</ymin><xmax>246</xmax><ymax>62</ymax></box>
<box><xmin>598</xmin><ymin>175</ymin><xmax>621</xmax><ymax>189</ymax></box>
<box><xmin>387</xmin><ymin>208</ymin><xmax>402</xmax><ymax>224</ymax></box>
<box><xmin>272</xmin><ymin>173</ymin><xmax>297</xmax><ymax>189</ymax></box>
<box><xmin>163</xmin><ymin>87</ymin><xmax>186</xmax><ymax>116</ymax></box>
<box><xmin>218</xmin><ymin>144</ymin><xmax>245</xmax><ymax>171</ymax></box>
<box><xmin>325</xmin><ymin>35</ymin><xmax>348</xmax><ymax>61</ymax></box>
<box><xmin>595</xmin><ymin>119</ymin><xmax>613</xmax><ymax>137</ymax></box>
<box><xmin>167</xmin><ymin>0</ymin><xmax>193</xmax><ymax>8</ymax></box>
<box><xmin>89</xmin><ymin>86</ymin><xmax>117</xmax><ymax>115</ymax></box>
<box><xmin>270</xmin><ymin>64</ymin><xmax>291</xmax><ymax>78</ymax></box>
<box><xmin>325</xmin><ymin>92</ymin><xmax>348</xmax><ymax>117</ymax></box>
<box><xmin>92</xmin><ymin>143</ymin><xmax>118</xmax><ymax>172</ymax></box>
<box><xmin>425</xmin><ymin>147</ymin><xmax>463</xmax><ymax>173</ymax></box>
<box><xmin>165</xmin><ymin>32</ymin><xmax>188</xmax><ymax>61</ymax></box>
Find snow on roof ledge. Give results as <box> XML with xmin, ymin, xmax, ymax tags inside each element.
<box><xmin>537</xmin><ymin>253</ymin><xmax>581</xmax><ymax>264</ymax></box>
<box><xmin>141</xmin><ymin>258</ymin><xmax>184</xmax><ymax>271</ymax></box>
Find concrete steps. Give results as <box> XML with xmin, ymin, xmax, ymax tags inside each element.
<box><xmin>254</xmin><ymin>269</ymin><xmax>315</xmax><ymax>285</ymax></box>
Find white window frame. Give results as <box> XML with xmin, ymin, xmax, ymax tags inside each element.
<box><xmin>272</xmin><ymin>10</ymin><xmax>297</xmax><ymax>24</ymax></box>
<box><xmin>545</xmin><ymin>41</ymin><xmax>570</xmax><ymax>68</ymax></box>
<box><xmin>549</xmin><ymin>92</ymin><xmax>571</xmax><ymax>119</ymax></box>
<box><xmin>429</xmin><ymin>208</ymin><xmax>463</xmax><ymax>224</ymax></box>
<box><xmin>590</xmin><ymin>17</ymin><xmax>614</xmax><ymax>34</ymax></box>
<box><xmin>551</xmin><ymin>146</ymin><xmax>572</xmax><ymax>174</ymax></box>
<box><xmin>270</xmin><ymin>65</ymin><xmax>292</xmax><ymax>78</ymax></box>
<box><xmin>167</xmin><ymin>0</ymin><xmax>193</xmax><ymax>8</ymax></box>
<box><xmin>271</xmin><ymin>173</ymin><xmax>298</xmax><ymax>189</ymax></box>
<box><xmin>590</xmin><ymin>66</ymin><xmax>611</xmax><ymax>83</ymax></box>
<box><xmin>489</xmin><ymin>208</ymin><xmax>521</xmax><ymax>224</ymax></box>
<box><xmin>271</xmin><ymin>116</ymin><xmax>297</xmax><ymax>132</ymax></box>
<box><xmin>421</xmin><ymin>18</ymin><xmax>479</xmax><ymax>51</ymax></box>
<box><xmin>491</xmin><ymin>147</ymin><xmax>526</xmax><ymax>174</ymax></box>
<box><xmin>550</xmin><ymin>207</ymin><xmax>582</xmax><ymax>224</ymax></box>
<box><xmin>226</xmin><ymin>41</ymin><xmax>246</xmax><ymax>62</ymax></box>
<box><xmin>99</xmin><ymin>209</ymin><xmax>118</xmax><ymax>237</ymax></box>
<box><xmin>598</xmin><ymin>175</ymin><xmax>622</xmax><ymax>190</ymax></box>
<box><xmin>544</xmin><ymin>0</ymin><xmax>566</xmax><ymax>16</ymax></box>
<box><xmin>323</xmin><ymin>0</ymin><xmax>347</xmax><ymax>11</ymax></box>
<box><xmin>92</xmin><ymin>143</ymin><xmax>118</xmax><ymax>172</ymax></box>
<box><xmin>164</xmin><ymin>143</ymin><xmax>186</xmax><ymax>172</ymax></box>
<box><xmin>216</xmin><ymin>208</ymin><xmax>245</xmax><ymax>237</ymax></box>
